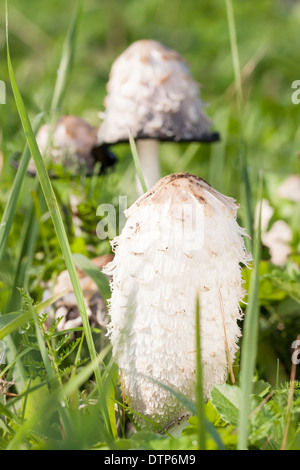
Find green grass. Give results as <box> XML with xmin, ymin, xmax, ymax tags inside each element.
<box><xmin>237</xmin><ymin>175</ymin><xmax>263</xmax><ymax>450</ymax></box>
<box><xmin>0</xmin><ymin>0</ymin><xmax>300</xmax><ymax>451</ymax></box>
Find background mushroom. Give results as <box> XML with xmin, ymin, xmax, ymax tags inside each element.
<box><xmin>97</xmin><ymin>40</ymin><xmax>219</xmax><ymax>193</ymax></box>
<box><xmin>42</xmin><ymin>254</ymin><xmax>113</xmax><ymax>340</ymax></box>
<box><xmin>24</xmin><ymin>115</ymin><xmax>116</xmax><ymax>177</ymax></box>
<box><xmin>103</xmin><ymin>173</ymin><xmax>251</xmax><ymax>432</ymax></box>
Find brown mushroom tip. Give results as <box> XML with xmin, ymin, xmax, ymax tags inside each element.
<box><xmin>133</xmin><ymin>172</ymin><xmax>240</xmax><ymax>216</ymax></box>
<box><xmin>12</xmin><ymin>115</ymin><xmax>117</xmax><ymax>178</ymax></box>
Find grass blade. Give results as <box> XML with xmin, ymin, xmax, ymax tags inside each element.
<box><xmin>0</xmin><ymin>289</ymin><xmax>68</xmax><ymax>340</ymax></box>
<box><xmin>1</xmin><ymin>0</ymin><xmax>84</xmax><ymax>396</ymax></box>
<box><xmin>0</xmin><ymin>113</ymin><xmax>43</xmax><ymax>263</ymax></box>
<box><xmin>6</xmin><ymin>343</ymin><xmax>112</xmax><ymax>450</ymax></box>
<box><xmin>0</xmin><ymin>346</ymin><xmax>34</xmax><ymax>379</ymax></box>
<box><xmin>195</xmin><ymin>293</ymin><xmax>206</xmax><ymax>450</ymax></box>
<box><xmin>237</xmin><ymin>174</ymin><xmax>263</xmax><ymax>450</ymax></box>
<box><xmin>136</xmin><ymin>370</ymin><xmax>224</xmax><ymax>449</ymax></box>
<box><xmin>50</xmin><ymin>0</ymin><xmax>84</xmax><ymax>115</ymax></box>
<box><xmin>39</xmin><ymin>0</ymin><xmax>84</xmax><ymax>169</ymax></box>
<box><xmin>5</xmin><ymin>2</ymin><xmax>102</xmax><ymax>397</ymax></box>
<box><xmin>225</xmin><ymin>0</ymin><xmax>254</xmax><ymax>247</ymax></box>
<box><xmin>73</xmin><ymin>253</ymin><xmax>111</xmax><ymax>302</ymax></box>
<box><xmin>225</xmin><ymin>0</ymin><xmax>243</xmax><ymax>114</ymax></box>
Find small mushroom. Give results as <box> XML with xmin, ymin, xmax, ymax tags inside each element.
<box><xmin>103</xmin><ymin>173</ymin><xmax>251</xmax><ymax>432</ymax></box>
<box><xmin>42</xmin><ymin>254</ymin><xmax>113</xmax><ymax>335</ymax></box>
<box><xmin>25</xmin><ymin>115</ymin><xmax>116</xmax><ymax>177</ymax></box>
<box><xmin>97</xmin><ymin>40</ymin><xmax>219</xmax><ymax>192</ymax></box>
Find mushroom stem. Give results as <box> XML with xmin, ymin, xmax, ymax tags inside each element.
<box><xmin>136</xmin><ymin>139</ymin><xmax>160</xmax><ymax>195</ymax></box>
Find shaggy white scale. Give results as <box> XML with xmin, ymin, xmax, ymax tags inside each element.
<box><xmin>104</xmin><ymin>173</ymin><xmax>251</xmax><ymax>431</ymax></box>
<box><xmin>97</xmin><ymin>40</ymin><xmax>214</xmax><ymax>145</ymax></box>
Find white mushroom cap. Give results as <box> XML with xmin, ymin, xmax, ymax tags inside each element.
<box><xmin>27</xmin><ymin>115</ymin><xmax>116</xmax><ymax>176</ymax></box>
<box><xmin>103</xmin><ymin>173</ymin><xmax>251</xmax><ymax>431</ymax></box>
<box><xmin>97</xmin><ymin>40</ymin><xmax>219</xmax><ymax>145</ymax></box>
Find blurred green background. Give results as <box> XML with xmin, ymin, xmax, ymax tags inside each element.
<box><xmin>1</xmin><ymin>0</ymin><xmax>299</xmax><ymax>181</ymax></box>
<box><xmin>0</xmin><ymin>0</ymin><xmax>299</xmax><ymax>384</ymax></box>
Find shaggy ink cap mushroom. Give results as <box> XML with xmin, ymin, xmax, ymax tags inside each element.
<box><xmin>25</xmin><ymin>115</ymin><xmax>116</xmax><ymax>177</ymax></box>
<box><xmin>103</xmin><ymin>173</ymin><xmax>251</xmax><ymax>433</ymax></box>
<box><xmin>97</xmin><ymin>40</ymin><xmax>220</xmax><ymax>191</ymax></box>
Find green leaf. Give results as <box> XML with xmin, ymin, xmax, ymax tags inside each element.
<box><xmin>252</xmin><ymin>380</ymin><xmax>271</xmax><ymax>398</ymax></box>
<box><xmin>21</xmin><ymin>377</ymin><xmax>51</xmax><ymax>422</ymax></box>
<box><xmin>0</xmin><ymin>290</ymin><xmax>68</xmax><ymax>340</ymax></box>
<box><xmin>210</xmin><ymin>384</ymin><xmax>241</xmax><ymax>427</ymax></box>
<box><xmin>263</xmin><ymin>269</ymin><xmax>300</xmax><ymax>304</ymax></box>
<box><xmin>243</xmin><ymin>261</ymin><xmax>287</xmax><ymax>305</ymax></box>
<box><xmin>183</xmin><ymin>415</ymin><xmax>237</xmax><ymax>450</ymax></box>
<box><xmin>0</xmin><ymin>402</ymin><xmax>18</xmax><ymax>423</ymax></box>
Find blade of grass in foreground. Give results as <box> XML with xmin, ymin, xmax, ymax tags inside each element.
<box><xmin>73</xmin><ymin>253</ymin><xmax>111</xmax><ymax>302</ymax></box>
<box><xmin>50</xmin><ymin>0</ymin><xmax>83</xmax><ymax>115</ymax></box>
<box><xmin>137</xmin><ymin>372</ymin><xmax>225</xmax><ymax>449</ymax></box>
<box><xmin>195</xmin><ymin>293</ymin><xmax>206</xmax><ymax>450</ymax></box>
<box><xmin>1</xmin><ymin>0</ymin><xmax>84</xmax><ymax>394</ymax></box>
<box><xmin>44</xmin><ymin>0</ymin><xmax>84</xmax><ymax>158</ymax></box>
<box><xmin>225</xmin><ymin>0</ymin><xmax>253</xmax><ymax>249</ymax></box>
<box><xmin>5</xmin><ymin>2</ymin><xmax>103</xmax><ymax>400</ymax></box>
<box><xmin>237</xmin><ymin>175</ymin><xmax>263</xmax><ymax>450</ymax></box>
<box><xmin>0</xmin><ymin>0</ymin><xmax>83</xmax><ymax>262</ymax></box>
<box><xmin>6</xmin><ymin>343</ymin><xmax>112</xmax><ymax>450</ymax></box>
<box><xmin>0</xmin><ymin>113</ymin><xmax>43</xmax><ymax>263</ymax></box>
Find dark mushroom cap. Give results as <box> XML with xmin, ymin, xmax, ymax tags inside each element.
<box><xmin>98</xmin><ymin>40</ymin><xmax>220</xmax><ymax>146</ymax></box>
